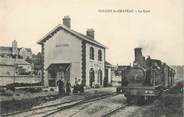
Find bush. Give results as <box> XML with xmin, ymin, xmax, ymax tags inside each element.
<box><xmin>0</xmin><ymin>88</ymin><xmax>5</xmax><ymax>93</ymax></box>
<box><xmin>6</xmin><ymin>85</ymin><xmax>15</xmax><ymax>91</ymax></box>
<box><xmin>167</xmin><ymin>80</ymin><xmax>184</xmax><ymax>94</ymax></box>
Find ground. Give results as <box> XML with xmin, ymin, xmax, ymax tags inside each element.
<box><xmin>0</xmin><ymin>81</ymin><xmax>183</xmax><ymax>117</ymax></box>
<box><xmin>0</xmin><ymin>87</ymin><xmax>116</xmax><ymax>115</ymax></box>
<box><xmin>111</xmin><ymin>80</ymin><xmax>184</xmax><ymax>117</ymax></box>
<box><xmin>51</xmin><ymin>94</ymin><xmax>127</xmax><ymax>117</ymax></box>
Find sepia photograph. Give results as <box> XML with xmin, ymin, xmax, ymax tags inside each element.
<box><xmin>0</xmin><ymin>0</ymin><xmax>183</xmax><ymax>117</ymax></box>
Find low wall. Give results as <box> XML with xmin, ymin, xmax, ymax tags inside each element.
<box><xmin>0</xmin><ymin>75</ymin><xmax>41</xmax><ymax>86</ymax></box>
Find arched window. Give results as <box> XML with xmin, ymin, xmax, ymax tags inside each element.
<box><xmin>98</xmin><ymin>50</ymin><xmax>102</xmax><ymax>61</ymax></box>
<box><xmin>90</xmin><ymin>47</ymin><xmax>94</xmax><ymax>60</ymax></box>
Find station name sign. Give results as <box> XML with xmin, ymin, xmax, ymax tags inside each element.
<box><xmin>56</xmin><ymin>44</ymin><xmax>69</xmax><ymax>47</ymax></box>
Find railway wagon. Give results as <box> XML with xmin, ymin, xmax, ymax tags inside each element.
<box><xmin>117</xmin><ymin>48</ymin><xmax>175</xmax><ymax>104</ymax></box>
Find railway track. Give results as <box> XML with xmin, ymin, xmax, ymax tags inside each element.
<box><xmin>1</xmin><ymin>93</ymin><xmax>117</xmax><ymax>117</ymax></box>
<box><xmin>67</xmin><ymin>94</ymin><xmax>128</xmax><ymax>117</ymax></box>
<box><xmin>42</xmin><ymin>93</ymin><xmax>118</xmax><ymax>117</ymax></box>
<box><xmin>2</xmin><ymin>99</ymin><xmax>79</xmax><ymax>117</ymax></box>
<box><xmin>101</xmin><ymin>104</ymin><xmax>128</xmax><ymax>117</ymax></box>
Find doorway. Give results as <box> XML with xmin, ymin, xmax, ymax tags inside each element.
<box><xmin>98</xmin><ymin>69</ymin><xmax>103</xmax><ymax>86</ymax></box>
<box><xmin>47</xmin><ymin>63</ymin><xmax>71</xmax><ymax>87</ymax></box>
<box><xmin>89</xmin><ymin>68</ymin><xmax>95</xmax><ymax>87</ymax></box>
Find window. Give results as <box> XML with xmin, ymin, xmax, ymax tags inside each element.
<box><xmin>98</xmin><ymin>50</ymin><xmax>102</xmax><ymax>61</ymax></box>
<box><xmin>90</xmin><ymin>47</ymin><xmax>94</xmax><ymax>60</ymax></box>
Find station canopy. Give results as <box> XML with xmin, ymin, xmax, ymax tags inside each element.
<box><xmin>46</xmin><ymin>63</ymin><xmax>71</xmax><ymax>71</ymax></box>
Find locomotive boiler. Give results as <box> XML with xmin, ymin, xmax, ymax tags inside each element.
<box><xmin>117</xmin><ymin>48</ymin><xmax>175</xmax><ymax>104</ymax></box>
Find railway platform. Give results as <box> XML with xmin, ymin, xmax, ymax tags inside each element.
<box><xmin>0</xmin><ymin>87</ymin><xmax>116</xmax><ymax>115</ymax></box>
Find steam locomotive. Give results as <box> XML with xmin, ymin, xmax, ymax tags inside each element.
<box><xmin>117</xmin><ymin>48</ymin><xmax>175</xmax><ymax>104</ymax></box>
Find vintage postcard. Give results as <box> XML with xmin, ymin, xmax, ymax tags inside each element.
<box><xmin>0</xmin><ymin>0</ymin><xmax>183</xmax><ymax>117</ymax></box>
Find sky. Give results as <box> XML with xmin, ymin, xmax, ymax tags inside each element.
<box><xmin>0</xmin><ymin>0</ymin><xmax>183</xmax><ymax>65</ymax></box>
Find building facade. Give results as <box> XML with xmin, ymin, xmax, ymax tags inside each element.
<box><xmin>38</xmin><ymin>16</ymin><xmax>107</xmax><ymax>87</ymax></box>
<box><xmin>171</xmin><ymin>65</ymin><xmax>184</xmax><ymax>82</ymax></box>
<box><xmin>32</xmin><ymin>52</ymin><xmax>43</xmax><ymax>79</ymax></box>
<box><xmin>104</xmin><ymin>61</ymin><xmax>113</xmax><ymax>87</ymax></box>
<box><xmin>0</xmin><ymin>40</ymin><xmax>32</xmax><ymax>60</ymax></box>
<box><xmin>0</xmin><ymin>57</ymin><xmax>34</xmax><ymax>86</ymax></box>
<box><xmin>0</xmin><ymin>40</ymin><xmax>33</xmax><ymax>76</ymax></box>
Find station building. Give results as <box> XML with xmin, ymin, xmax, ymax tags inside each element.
<box><xmin>38</xmin><ymin>16</ymin><xmax>109</xmax><ymax>87</ymax></box>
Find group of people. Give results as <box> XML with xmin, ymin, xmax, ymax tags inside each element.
<box><xmin>73</xmin><ymin>78</ymin><xmax>84</xmax><ymax>93</ymax></box>
<box><xmin>56</xmin><ymin>77</ymin><xmax>84</xmax><ymax>96</ymax></box>
<box><xmin>57</xmin><ymin>80</ymin><xmax>71</xmax><ymax>96</ymax></box>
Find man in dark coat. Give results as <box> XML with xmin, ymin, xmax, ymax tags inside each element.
<box><xmin>57</xmin><ymin>79</ymin><xmax>65</xmax><ymax>96</ymax></box>
<box><xmin>80</xmin><ymin>79</ymin><xmax>84</xmax><ymax>93</ymax></box>
<box><xmin>73</xmin><ymin>77</ymin><xmax>78</xmax><ymax>93</ymax></box>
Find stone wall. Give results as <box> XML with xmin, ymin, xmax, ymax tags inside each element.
<box><xmin>0</xmin><ymin>75</ymin><xmax>41</xmax><ymax>86</ymax></box>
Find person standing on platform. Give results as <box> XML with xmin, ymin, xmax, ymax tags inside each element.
<box><xmin>65</xmin><ymin>80</ymin><xmax>71</xmax><ymax>95</ymax></box>
<box><xmin>57</xmin><ymin>78</ymin><xmax>65</xmax><ymax>96</ymax></box>
<box><xmin>73</xmin><ymin>77</ymin><xmax>78</xmax><ymax>93</ymax></box>
<box><xmin>78</xmin><ymin>79</ymin><xmax>84</xmax><ymax>93</ymax></box>
<box><xmin>80</xmin><ymin>79</ymin><xmax>84</xmax><ymax>93</ymax></box>
<box><xmin>75</xmin><ymin>77</ymin><xmax>78</xmax><ymax>86</ymax></box>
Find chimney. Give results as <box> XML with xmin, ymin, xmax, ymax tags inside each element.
<box><xmin>63</xmin><ymin>16</ymin><xmax>71</xmax><ymax>28</ymax></box>
<box><xmin>86</xmin><ymin>29</ymin><xmax>95</xmax><ymax>39</ymax></box>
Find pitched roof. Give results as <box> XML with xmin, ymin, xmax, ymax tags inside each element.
<box><xmin>15</xmin><ymin>59</ymin><xmax>30</xmax><ymax>65</ymax></box>
<box><xmin>37</xmin><ymin>24</ymin><xmax>107</xmax><ymax>48</ymax></box>
<box><xmin>0</xmin><ymin>46</ymin><xmax>12</xmax><ymax>51</ymax></box>
<box><xmin>105</xmin><ymin>61</ymin><xmax>112</xmax><ymax>66</ymax></box>
<box><xmin>0</xmin><ymin>46</ymin><xmax>32</xmax><ymax>53</ymax></box>
<box><xmin>18</xmin><ymin>48</ymin><xmax>32</xmax><ymax>53</ymax></box>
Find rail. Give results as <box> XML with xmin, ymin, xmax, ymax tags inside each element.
<box><xmin>1</xmin><ymin>93</ymin><xmax>117</xmax><ymax>117</ymax></box>
<box><xmin>101</xmin><ymin>104</ymin><xmax>128</xmax><ymax>117</ymax></box>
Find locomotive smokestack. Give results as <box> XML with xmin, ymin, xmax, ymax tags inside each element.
<box><xmin>134</xmin><ymin>48</ymin><xmax>142</xmax><ymax>60</ymax></box>
<box><xmin>134</xmin><ymin>48</ymin><xmax>145</xmax><ymax>66</ymax></box>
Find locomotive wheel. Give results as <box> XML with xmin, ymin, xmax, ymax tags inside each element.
<box><xmin>126</xmin><ymin>95</ymin><xmax>158</xmax><ymax>105</ymax></box>
<box><xmin>144</xmin><ymin>96</ymin><xmax>156</xmax><ymax>104</ymax></box>
<box><xmin>139</xmin><ymin>96</ymin><xmax>146</xmax><ymax>105</ymax></box>
<box><xmin>136</xmin><ymin>96</ymin><xmax>146</xmax><ymax>105</ymax></box>
<box><xmin>130</xmin><ymin>96</ymin><xmax>147</xmax><ymax>105</ymax></box>
<box><xmin>127</xmin><ymin>96</ymin><xmax>142</xmax><ymax>105</ymax></box>
<box><xmin>126</xmin><ymin>96</ymin><xmax>133</xmax><ymax>104</ymax></box>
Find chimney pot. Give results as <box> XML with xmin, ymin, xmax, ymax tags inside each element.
<box><xmin>63</xmin><ymin>16</ymin><xmax>71</xmax><ymax>28</ymax></box>
<box><xmin>86</xmin><ymin>28</ymin><xmax>95</xmax><ymax>39</ymax></box>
